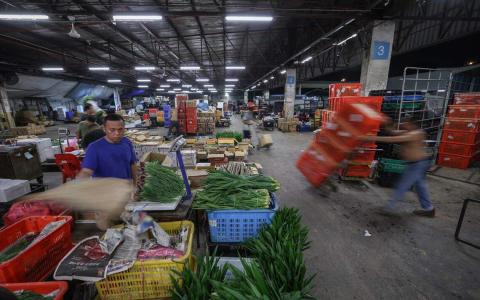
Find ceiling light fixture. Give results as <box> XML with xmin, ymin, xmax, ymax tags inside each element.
<box><xmin>156</xmin><ymin>88</ymin><xmax>165</xmax><ymax>91</ymax></box>
<box><xmin>180</xmin><ymin>66</ymin><xmax>200</xmax><ymax>70</ymax></box>
<box><xmin>196</xmin><ymin>78</ymin><xmax>209</xmax><ymax>82</ymax></box>
<box><xmin>280</xmin><ymin>69</ymin><xmax>286</xmax><ymax>74</ymax></box>
<box><xmin>263</xmin><ymin>79</ymin><xmax>268</xmax><ymax>83</ymax></box>
<box><xmin>0</xmin><ymin>14</ymin><xmax>49</xmax><ymax>20</ymax></box>
<box><xmin>226</xmin><ymin>66</ymin><xmax>246</xmax><ymax>70</ymax></box>
<box><xmin>137</xmin><ymin>79</ymin><xmax>151</xmax><ymax>82</ymax></box>
<box><xmin>160</xmin><ymin>84</ymin><xmax>170</xmax><ymax>87</ymax></box>
<box><xmin>270</xmin><ymin>76</ymin><xmax>274</xmax><ymax>79</ymax></box>
<box><xmin>301</xmin><ymin>56</ymin><xmax>313</xmax><ymax>64</ymax></box>
<box><xmin>182</xmin><ymin>84</ymin><xmax>192</xmax><ymax>88</ymax></box>
<box><xmin>225</xmin><ymin>84</ymin><xmax>235</xmax><ymax>87</ymax></box>
<box><xmin>107</xmin><ymin>79</ymin><xmax>121</xmax><ymax>83</ymax></box>
<box><xmin>168</xmin><ymin>90</ymin><xmax>175</xmax><ymax>93</ymax></box>
<box><xmin>89</xmin><ymin>66</ymin><xmax>110</xmax><ymax>71</ymax></box>
<box><xmin>167</xmin><ymin>79</ymin><xmax>180</xmax><ymax>82</ymax></box>
<box><xmin>42</xmin><ymin>67</ymin><xmax>63</xmax><ymax>71</ymax></box>
<box><xmin>113</xmin><ymin>15</ymin><xmax>162</xmax><ymax>21</ymax></box>
<box><xmin>138</xmin><ymin>85</ymin><xmax>148</xmax><ymax>88</ymax></box>
<box><xmin>225</xmin><ymin>15</ymin><xmax>273</xmax><ymax>22</ymax></box>
<box><xmin>135</xmin><ymin>66</ymin><xmax>155</xmax><ymax>70</ymax></box>
<box><xmin>173</xmin><ymin>88</ymin><xmax>181</xmax><ymax>91</ymax></box>
<box><xmin>334</xmin><ymin>33</ymin><xmax>358</xmax><ymax>46</ymax></box>
<box><xmin>204</xmin><ymin>84</ymin><xmax>213</xmax><ymax>87</ymax></box>
<box><xmin>225</xmin><ymin>78</ymin><xmax>238</xmax><ymax>82</ymax></box>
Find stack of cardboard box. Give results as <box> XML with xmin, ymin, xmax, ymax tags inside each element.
<box><xmin>197</xmin><ymin>109</ymin><xmax>215</xmax><ymax>135</ymax></box>
<box><xmin>278</xmin><ymin>117</ymin><xmax>299</xmax><ymax>132</ymax></box>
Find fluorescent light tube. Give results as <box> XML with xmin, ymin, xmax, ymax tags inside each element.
<box><xmin>334</xmin><ymin>33</ymin><xmax>358</xmax><ymax>46</ymax></box>
<box><xmin>138</xmin><ymin>85</ymin><xmax>148</xmax><ymax>88</ymax></box>
<box><xmin>226</xmin><ymin>66</ymin><xmax>245</xmax><ymax>70</ymax></box>
<box><xmin>89</xmin><ymin>66</ymin><xmax>110</xmax><ymax>71</ymax></box>
<box><xmin>225</xmin><ymin>78</ymin><xmax>238</xmax><ymax>82</ymax></box>
<box><xmin>134</xmin><ymin>66</ymin><xmax>155</xmax><ymax>70</ymax></box>
<box><xmin>137</xmin><ymin>79</ymin><xmax>151</xmax><ymax>82</ymax></box>
<box><xmin>42</xmin><ymin>67</ymin><xmax>63</xmax><ymax>71</ymax></box>
<box><xmin>225</xmin><ymin>84</ymin><xmax>235</xmax><ymax>87</ymax></box>
<box><xmin>280</xmin><ymin>70</ymin><xmax>286</xmax><ymax>74</ymax></box>
<box><xmin>167</xmin><ymin>79</ymin><xmax>180</xmax><ymax>82</ymax></box>
<box><xmin>263</xmin><ymin>79</ymin><xmax>268</xmax><ymax>83</ymax></box>
<box><xmin>226</xmin><ymin>16</ymin><xmax>273</xmax><ymax>22</ymax></box>
<box><xmin>204</xmin><ymin>84</ymin><xmax>213</xmax><ymax>87</ymax></box>
<box><xmin>180</xmin><ymin>66</ymin><xmax>200</xmax><ymax>70</ymax></box>
<box><xmin>107</xmin><ymin>79</ymin><xmax>121</xmax><ymax>83</ymax></box>
<box><xmin>196</xmin><ymin>78</ymin><xmax>209</xmax><ymax>82</ymax></box>
<box><xmin>156</xmin><ymin>88</ymin><xmax>165</xmax><ymax>91</ymax></box>
<box><xmin>173</xmin><ymin>88</ymin><xmax>181</xmax><ymax>91</ymax></box>
<box><xmin>270</xmin><ymin>76</ymin><xmax>274</xmax><ymax>79</ymax></box>
<box><xmin>301</xmin><ymin>56</ymin><xmax>312</xmax><ymax>64</ymax></box>
<box><xmin>113</xmin><ymin>15</ymin><xmax>162</xmax><ymax>21</ymax></box>
<box><xmin>0</xmin><ymin>14</ymin><xmax>48</xmax><ymax>20</ymax></box>
<box><xmin>182</xmin><ymin>84</ymin><xmax>192</xmax><ymax>88</ymax></box>
<box><xmin>160</xmin><ymin>84</ymin><xmax>170</xmax><ymax>87</ymax></box>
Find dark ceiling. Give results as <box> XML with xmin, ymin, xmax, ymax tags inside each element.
<box><xmin>0</xmin><ymin>0</ymin><xmax>390</xmax><ymax>93</ymax></box>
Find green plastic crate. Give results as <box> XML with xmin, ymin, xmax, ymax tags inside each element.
<box><xmin>378</xmin><ymin>158</ymin><xmax>406</xmax><ymax>174</ymax></box>
<box><xmin>382</xmin><ymin>102</ymin><xmax>424</xmax><ymax>111</ymax></box>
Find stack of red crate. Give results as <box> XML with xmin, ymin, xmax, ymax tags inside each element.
<box><xmin>437</xmin><ymin>93</ymin><xmax>480</xmax><ymax>169</ymax></box>
<box><xmin>186</xmin><ymin>100</ymin><xmax>198</xmax><ymax>134</ymax></box>
<box><xmin>297</xmin><ymin>103</ymin><xmax>385</xmax><ymax>186</ymax></box>
<box><xmin>176</xmin><ymin>94</ymin><xmax>188</xmax><ymax>133</ymax></box>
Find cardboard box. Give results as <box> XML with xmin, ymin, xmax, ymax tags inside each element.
<box><xmin>196</xmin><ymin>162</ymin><xmax>213</xmax><ymax>170</ymax></box>
<box><xmin>225</xmin><ymin>151</ymin><xmax>234</xmax><ymax>159</ymax></box>
<box><xmin>186</xmin><ymin>169</ymin><xmax>208</xmax><ymax>188</ymax></box>
<box><xmin>258</xmin><ymin>134</ymin><xmax>273</xmax><ymax>148</ymax></box>
<box><xmin>197</xmin><ymin>150</ymin><xmax>208</xmax><ymax>160</ymax></box>
<box><xmin>0</xmin><ymin>179</ymin><xmax>31</xmax><ymax>202</ymax></box>
<box><xmin>16</xmin><ymin>137</ymin><xmax>53</xmax><ymax>162</ymax></box>
<box><xmin>234</xmin><ymin>151</ymin><xmax>246</xmax><ymax>161</ymax></box>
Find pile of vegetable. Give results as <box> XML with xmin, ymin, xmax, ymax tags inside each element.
<box><xmin>0</xmin><ymin>233</ymin><xmax>37</xmax><ymax>263</ymax></box>
<box><xmin>216</xmin><ymin>131</ymin><xmax>243</xmax><ymax>142</ymax></box>
<box><xmin>140</xmin><ymin>162</ymin><xmax>185</xmax><ymax>203</ymax></box>
<box><xmin>217</xmin><ymin>162</ymin><xmax>253</xmax><ymax>176</ymax></box>
<box><xmin>13</xmin><ymin>290</ymin><xmax>55</xmax><ymax>300</ymax></box>
<box><xmin>170</xmin><ymin>208</ymin><xmax>315</xmax><ymax>299</ymax></box>
<box><xmin>193</xmin><ymin>171</ymin><xmax>279</xmax><ymax>210</ymax></box>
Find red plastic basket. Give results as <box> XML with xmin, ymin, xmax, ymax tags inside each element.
<box><xmin>447</xmin><ymin>105</ymin><xmax>480</xmax><ymax>119</ymax></box>
<box><xmin>441</xmin><ymin>130</ymin><xmax>480</xmax><ymax>144</ymax></box>
<box><xmin>1</xmin><ymin>281</ymin><xmax>68</xmax><ymax>300</ymax></box>
<box><xmin>0</xmin><ymin>216</ymin><xmax>73</xmax><ymax>283</ymax></box>
<box><xmin>297</xmin><ymin>147</ymin><xmax>338</xmax><ymax>187</ymax></box>
<box><xmin>329</xmin><ymin>96</ymin><xmax>383</xmax><ymax>112</ymax></box>
<box><xmin>335</xmin><ymin>103</ymin><xmax>384</xmax><ymax>134</ymax></box>
<box><xmin>443</xmin><ymin>118</ymin><xmax>480</xmax><ymax>132</ymax></box>
<box><xmin>454</xmin><ymin>93</ymin><xmax>480</xmax><ymax>105</ymax></box>
<box><xmin>313</xmin><ymin>132</ymin><xmax>351</xmax><ymax>163</ymax></box>
<box><xmin>437</xmin><ymin>152</ymin><xmax>478</xmax><ymax>169</ymax></box>
<box><xmin>439</xmin><ymin>142</ymin><xmax>480</xmax><ymax>157</ymax></box>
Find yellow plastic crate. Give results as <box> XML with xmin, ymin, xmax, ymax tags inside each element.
<box><xmin>96</xmin><ymin>220</ymin><xmax>194</xmax><ymax>300</ymax></box>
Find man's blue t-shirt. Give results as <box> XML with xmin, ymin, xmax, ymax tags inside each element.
<box><xmin>82</xmin><ymin>137</ymin><xmax>137</xmax><ymax>179</ymax></box>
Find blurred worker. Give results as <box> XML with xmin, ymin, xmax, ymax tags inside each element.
<box><xmin>81</xmin><ymin>128</ymin><xmax>105</xmax><ymax>149</ymax></box>
<box><xmin>81</xmin><ymin>102</ymin><xmax>105</xmax><ymax>125</ymax></box>
<box><xmin>76</xmin><ymin>115</ymin><xmax>100</xmax><ymax>141</ymax></box>
<box><xmin>363</xmin><ymin>121</ymin><xmax>435</xmax><ymax>217</ymax></box>
<box><xmin>78</xmin><ymin>114</ymin><xmax>137</xmax><ymax>182</ymax></box>
<box><xmin>242</xmin><ymin>102</ymin><xmax>256</xmax><ymax>142</ymax></box>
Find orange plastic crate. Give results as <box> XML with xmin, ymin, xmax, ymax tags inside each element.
<box><xmin>439</xmin><ymin>142</ymin><xmax>480</xmax><ymax>157</ymax></box>
<box><xmin>447</xmin><ymin>105</ymin><xmax>480</xmax><ymax>119</ymax></box>
<box><xmin>297</xmin><ymin>147</ymin><xmax>338</xmax><ymax>187</ymax></box>
<box><xmin>335</xmin><ymin>103</ymin><xmax>385</xmax><ymax>134</ymax></box>
<box><xmin>437</xmin><ymin>152</ymin><xmax>479</xmax><ymax>169</ymax></box>
<box><xmin>329</xmin><ymin>96</ymin><xmax>383</xmax><ymax>112</ymax></box>
<box><xmin>0</xmin><ymin>216</ymin><xmax>73</xmax><ymax>283</ymax></box>
<box><xmin>441</xmin><ymin>130</ymin><xmax>480</xmax><ymax>144</ymax></box>
<box><xmin>329</xmin><ymin>83</ymin><xmax>362</xmax><ymax>98</ymax></box>
<box><xmin>443</xmin><ymin>118</ymin><xmax>480</xmax><ymax>132</ymax></box>
<box><xmin>313</xmin><ymin>131</ymin><xmax>351</xmax><ymax>163</ymax></box>
<box><xmin>454</xmin><ymin>93</ymin><xmax>480</xmax><ymax>105</ymax></box>
<box><xmin>1</xmin><ymin>282</ymin><xmax>68</xmax><ymax>300</ymax></box>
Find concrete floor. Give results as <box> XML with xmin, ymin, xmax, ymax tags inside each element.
<box><xmin>39</xmin><ymin>117</ymin><xmax>480</xmax><ymax>299</ymax></box>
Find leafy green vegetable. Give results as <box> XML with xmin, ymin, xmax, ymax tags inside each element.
<box><xmin>0</xmin><ymin>233</ymin><xmax>36</xmax><ymax>263</ymax></box>
<box><xmin>140</xmin><ymin>162</ymin><xmax>185</xmax><ymax>203</ymax></box>
<box><xmin>14</xmin><ymin>290</ymin><xmax>54</xmax><ymax>300</ymax></box>
<box><xmin>216</xmin><ymin>131</ymin><xmax>243</xmax><ymax>142</ymax></box>
<box><xmin>192</xmin><ymin>171</ymin><xmax>279</xmax><ymax>210</ymax></box>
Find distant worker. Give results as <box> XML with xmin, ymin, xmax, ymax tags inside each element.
<box><xmin>363</xmin><ymin>120</ymin><xmax>435</xmax><ymax>217</ymax></box>
<box><xmin>82</xmin><ymin>102</ymin><xmax>105</xmax><ymax>125</ymax></box>
<box><xmin>76</xmin><ymin>115</ymin><xmax>100</xmax><ymax>141</ymax></box>
<box><xmin>81</xmin><ymin>128</ymin><xmax>105</xmax><ymax>149</ymax></box>
<box><xmin>197</xmin><ymin>99</ymin><xmax>209</xmax><ymax>111</ymax></box>
<box><xmin>78</xmin><ymin>114</ymin><xmax>137</xmax><ymax>182</ymax></box>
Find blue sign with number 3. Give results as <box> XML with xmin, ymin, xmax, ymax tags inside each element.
<box><xmin>372</xmin><ymin>41</ymin><xmax>390</xmax><ymax>60</ymax></box>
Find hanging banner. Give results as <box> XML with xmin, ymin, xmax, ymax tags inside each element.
<box><xmin>284</xmin><ymin>68</ymin><xmax>296</xmax><ymax>118</ymax></box>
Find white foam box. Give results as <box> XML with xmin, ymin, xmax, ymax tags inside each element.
<box><xmin>0</xmin><ymin>179</ymin><xmax>31</xmax><ymax>202</ymax></box>
<box><xmin>16</xmin><ymin>138</ymin><xmax>53</xmax><ymax>162</ymax></box>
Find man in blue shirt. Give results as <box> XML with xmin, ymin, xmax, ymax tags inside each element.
<box><xmin>78</xmin><ymin>114</ymin><xmax>137</xmax><ymax>182</ymax></box>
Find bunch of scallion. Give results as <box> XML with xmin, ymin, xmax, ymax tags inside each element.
<box><xmin>140</xmin><ymin>162</ymin><xmax>185</xmax><ymax>203</ymax></box>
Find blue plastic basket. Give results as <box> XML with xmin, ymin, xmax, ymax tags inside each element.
<box><xmin>207</xmin><ymin>193</ymin><xmax>279</xmax><ymax>243</ymax></box>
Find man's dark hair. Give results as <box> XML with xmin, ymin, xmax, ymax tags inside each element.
<box><xmin>103</xmin><ymin>113</ymin><xmax>124</xmax><ymax>125</ymax></box>
<box><xmin>85</xmin><ymin>115</ymin><xmax>96</xmax><ymax>123</ymax></box>
<box><xmin>84</xmin><ymin>103</ymin><xmax>93</xmax><ymax>111</ymax></box>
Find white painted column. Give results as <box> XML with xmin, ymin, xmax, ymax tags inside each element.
<box><xmin>0</xmin><ymin>82</ymin><xmax>15</xmax><ymax>128</ymax></box>
<box><xmin>284</xmin><ymin>68</ymin><xmax>296</xmax><ymax>118</ymax></box>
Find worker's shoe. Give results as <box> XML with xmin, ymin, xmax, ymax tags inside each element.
<box><xmin>413</xmin><ymin>208</ymin><xmax>435</xmax><ymax>218</ymax></box>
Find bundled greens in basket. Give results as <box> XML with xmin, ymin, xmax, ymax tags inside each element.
<box><xmin>140</xmin><ymin>162</ymin><xmax>185</xmax><ymax>203</ymax></box>
<box><xmin>216</xmin><ymin>131</ymin><xmax>243</xmax><ymax>142</ymax></box>
<box><xmin>193</xmin><ymin>171</ymin><xmax>279</xmax><ymax>210</ymax></box>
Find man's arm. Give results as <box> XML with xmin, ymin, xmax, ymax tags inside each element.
<box><xmin>77</xmin><ymin>168</ymin><xmax>94</xmax><ymax>178</ymax></box>
<box><xmin>361</xmin><ymin>132</ymin><xmax>417</xmax><ymax>143</ymax></box>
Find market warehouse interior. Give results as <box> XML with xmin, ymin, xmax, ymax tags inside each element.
<box><xmin>0</xmin><ymin>0</ymin><xmax>480</xmax><ymax>299</ymax></box>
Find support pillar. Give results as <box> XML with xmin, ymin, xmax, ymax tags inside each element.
<box><xmin>284</xmin><ymin>68</ymin><xmax>296</xmax><ymax>118</ymax></box>
<box><xmin>113</xmin><ymin>88</ymin><xmax>121</xmax><ymax>111</ymax></box>
<box><xmin>244</xmin><ymin>90</ymin><xmax>248</xmax><ymax>104</ymax></box>
<box><xmin>360</xmin><ymin>20</ymin><xmax>396</xmax><ymax>96</ymax></box>
<box><xmin>0</xmin><ymin>82</ymin><xmax>15</xmax><ymax>129</ymax></box>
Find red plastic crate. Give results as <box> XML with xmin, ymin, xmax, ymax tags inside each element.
<box><xmin>0</xmin><ymin>216</ymin><xmax>73</xmax><ymax>283</ymax></box>
<box><xmin>1</xmin><ymin>282</ymin><xmax>68</xmax><ymax>300</ymax></box>
<box><xmin>447</xmin><ymin>105</ymin><xmax>480</xmax><ymax>119</ymax></box>
<box><xmin>313</xmin><ymin>132</ymin><xmax>351</xmax><ymax>163</ymax></box>
<box><xmin>438</xmin><ymin>142</ymin><xmax>480</xmax><ymax>157</ymax></box>
<box><xmin>186</xmin><ymin>111</ymin><xmax>197</xmax><ymax>121</ymax></box>
<box><xmin>437</xmin><ymin>152</ymin><xmax>479</xmax><ymax>169</ymax></box>
<box><xmin>329</xmin><ymin>96</ymin><xmax>383</xmax><ymax>112</ymax></box>
<box><xmin>454</xmin><ymin>93</ymin><xmax>480</xmax><ymax>105</ymax></box>
<box><xmin>441</xmin><ymin>130</ymin><xmax>480</xmax><ymax>144</ymax></box>
<box><xmin>335</xmin><ymin>103</ymin><xmax>385</xmax><ymax>134</ymax></box>
<box><xmin>323</xmin><ymin>118</ymin><xmax>362</xmax><ymax>149</ymax></box>
<box><xmin>339</xmin><ymin>164</ymin><xmax>371</xmax><ymax>177</ymax></box>
<box><xmin>443</xmin><ymin>118</ymin><xmax>480</xmax><ymax>132</ymax></box>
<box><xmin>186</xmin><ymin>124</ymin><xmax>197</xmax><ymax>133</ymax></box>
<box><xmin>329</xmin><ymin>83</ymin><xmax>362</xmax><ymax>98</ymax></box>
<box><xmin>296</xmin><ymin>146</ymin><xmax>339</xmax><ymax>187</ymax></box>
